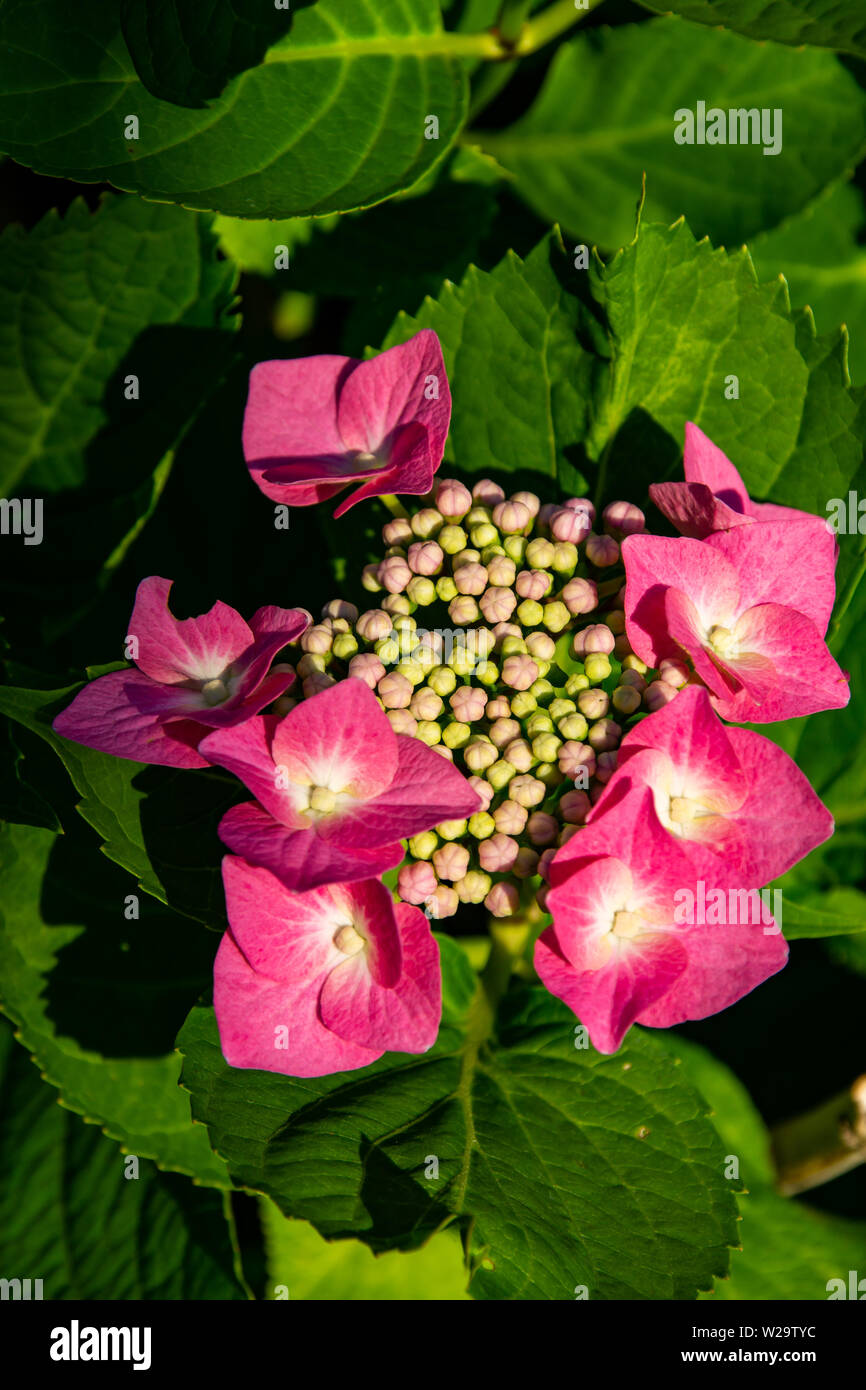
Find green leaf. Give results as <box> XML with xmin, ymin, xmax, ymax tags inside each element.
<box><xmin>179</xmin><ymin>951</ymin><xmax>738</xmax><ymax>1300</ymax></box>
<box><xmin>260</xmin><ymin>1199</ymin><xmax>470</xmax><ymax>1300</ymax></box>
<box><xmin>382</xmin><ymin>229</ymin><xmax>597</xmax><ymax>488</ymax></box>
<box><xmin>120</xmin><ymin>0</ymin><xmax>299</xmax><ymax>107</ymax></box>
<box><xmin>779</xmin><ymin>887</ymin><xmax>866</xmax><ymax>939</ymax></box>
<box><xmin>0</xmin><ymin>194</ymin><xmax>238</xmax><ymax>646</ymax></box>
<box><xmin>0</xmin><ymin>1019</ymin><xmax>243</xmax><ymax>1298</ymax></box>
<box><xmin>671</xmin><ymin>1037</ymin><xmax>866</xmax><ymax>1300</ymax></box>
<box><xmin>472</xmin><ymin>20</ymin><xmax>866</xmax><ymax>249</ymax></box>
<box><xmin>0</xmin><ymin>681</ymin><xmax>239</xmax><ymax>930</ymax></box>
<box><xmin>637</xmin><ymin>0</ymin><xmax>866</xmax><ymax>63</ymax></box>
<box><xmin>0</xmin><ymin>821</ymin><xmax>229</xmax><ymax>1187</ymax></box>
<box><xmin>749</xmin><ymin>180</ymin><xmax>866</xmax><ymax>387</ymax></box>
<box><xmin>0</xmin><ymin>0</ymin><xmax>468</xmax><ymax>218</ymax></box>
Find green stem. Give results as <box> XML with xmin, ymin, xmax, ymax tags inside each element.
<box><xmin>514</xmin><ymin>0</ymin><xmax>606</xmax><ymax>55</ymax></box>
<box><xmin>771</xmin><ymin>1075</ymin><xmax>866</xmax><ymax>1196</ymax></box>
<box><xmin>495</xmin><ymin>0</ymin><xmax>535</xmax><ymax>47</ymax></box>
<box><xmin>380</xmin><ymin>493</ymin><xmax>410</xmax><ymax>520</ymax></box>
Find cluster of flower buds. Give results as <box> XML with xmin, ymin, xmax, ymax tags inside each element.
<box><xmin>274</xmin><ymin>479</ymin><xmax>691</xmax><ymax>921</ymax></box>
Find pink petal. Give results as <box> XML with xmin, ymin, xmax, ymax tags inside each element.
<box><xmin>662</xmin><ymin>588</ymin><xmax>742</xmax><ymax>699</ymax></box>
<box><xmin>243</xmin><ymin>354</ymin><xmax>357</xmax><ymax>503</ymax></box>
<box><xmin>326</xmin><ymin>733</ymin><xmax>482</xmax><ymax>848</ymax></box>
<box><xmin>199</xmin><ymin>717</ymin><xmax>307</xmax><ymax>825</ymax></box>
<box><xmin>271</xmin><ymin>679</ymin><xmax>399</xmax><ymax>801</ymax></box>
<box><xmin>217</xmin><ymin>801</ymin><xmax>403</xmax><ymax>893</ymax></box>
<box><xmin>715</xmin><ymin>603</ymin><xmax>850</xmax><ymax>722</ymax></box>
<box><xmin>706</xmin><ymin>521</ymin><xmax>837</xmax><ymax>636</ymax></box>
<box><xmin>649</xmin><ymin>480</ymin><xmax>754</xmax><ymax>538</ymax></box>
<box><xmin>683</xmin><ymin>422</ymin><xmax>751</xmax><ymax>514</ymax></box>
<box><xmin>128</xmin><ymin>577</ymin><xmax>253</xmax><ymax>685</ymax></box>
<box><xmin>319</xmin><ymin>900</ymin><xmax>440</xmax><ymax>1054</ymax></box>
<box><xmin>623</xmin><ymin>534</ymin><xmax>740</xmax><ymax>667</ymax></box>
<box><xmin>335</xmin><ymin>330</ymin><xmax>450</xmax><ymax>466</ymax></box>
<box><xmin>52</xmin><ymin>669</ymin><xmax>208</xmax><ymax>767</ymax></box>
<box><xmin>725</xmin><ymin>728</ymin><xmax>834</xmax><ymax>880</ymax></box>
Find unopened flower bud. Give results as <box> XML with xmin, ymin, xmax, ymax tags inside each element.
<box><xmin>549</xmin><ymin>697</ymin><xmax>575</xmax><ymax>721</ymax></box>
<box><xmin>330</xmin><ymin>633</ymin><xmax>358</xmax><ymax>663</ymax></box>
<box><xmin>473</xmin><ymin>478</ymin><xmax>505</xmax><ymax>507</ymax></box>
<box><xmin>438</xmin><ymin>524</ymin><xmax>468</xmax><ymax>554</ymax></box>
<box><xmin>558</xmin><ymin>741</ymin><xmax>596</xmax><ymax>779</ymax></box>
<box><xmin>542</xmin><ymin>601</ymin><xmax>570</xmax><ymax>633</ymax></box>
<box><xmin>479</xmin><ymin>586</ymin><xmax>517</xmax><ymax>624</ymax></box>
<box><xmin>453</xmin><ymin>561</ymin><xmax>487</xmax><ymax>596</ymax></box>
<box><xmin>470</xmin><ymin>522</ymin><xmax>498</xmax><ymax>549</ymax></box>
<box><xmin>478</xmin><ymin>555</ymin><xmax>513</xmax><ymax>593</ymax></box>
<box><xmin>300</xmin><ymin>624</ymin><xmax>333</xmax><ymax>655</ymax></box>
<box><xmin>560</xmin><ymin>789</ymin><xmax>591</xmax><ymax>824</ymax></box>
<box><xmin>378</xmin><ymin>671</ymin><xmax>413</xmax><ymax>708</ymax></box>
<box><xmin>374</xmin><ymin>636</ymin><xmax>400</xmax><ymax>665</ymax></box>
<box><xmin>523</xmin><ymin>537</ymin><xmax>553</xmax><ymax>569</ymax></box>
<box><xmin>550</xmin><ymin>506</ymin><xmax>591</xmax><ymax>544</ymax></box>
<box><xmin>396</xmin><ymin>659</ymin><xmax>424</xmax><ymax>687</ymax></box>
<box><xmin>645</xmin><ymin>679</ymin><xmax>679</xmax><ymax>712</ymax></box>
<box><xmin>530</xmin><ymin>677</ymin><xmax>555</xmax><ymax>705</ymax></box>
<box><xmin>448</xmin><ymin>595</ymin><xmax>480</xmax><ymax>626</ymax></box>
<box><xmin>434</xmin><ymin>743</ymin><xmax>454</xmax><ymax>761</ymax></box>
<box><xmin>436</xmin><ymin>478</ymin><xmax>472</xmax><ymax>521</ymax></box>
<box><xmin>493</xmin><ymin>799</ymin><xmax>528</xmax><ymax>835</ymax></box>
<box><xmin>297</xmin><ymin>652</ymin><xmax>327</xmax><ymax>678</ymax></box>
<box><xmin>346</xmin><ymin>653</ymin><xmax>383</xmax><ymax>689</ymax></box>
<box><xmin>410</xmin><ymin>686</ymin><xmax>443</xmax><ymax>721</ymax></box>
<box><xmin>612</xmin><ymin>685</ymin><xmax>641</xmax><ymax>715</ymax></box>
<box><xmin>398</xmin><ymin>861</ymin><xmax>437</xmax><ymax>905</ymax></box>
<box><xmin>485</xmin><ymin>882</ymin><xmax>520</xmax><ymax>918</ymax></box>
<box><xmin>585</xmin><ymin>532</ymin><xmax>620</xmax><ymax>567</ymax></box>
<box><xmin>510</xmin><ymin>690</ymin><xmax>537</xmax><ymax>719</ymax></box>
<box><xmin>503</xmin><ymin>737</ymin><xmax>535</xmax><ymax>773</ymax></box>
<box><xmin>356</xmin><ymin>609</ymin><xmax>392</xmax><ymax>642</ymax></box>
<box><xmin>383</xmin><ymin>518</ymin><xmax>413</xmax><ymax>547</ymax></box>
<box><xmin>433</xmin><ymin>843</ymin><xmax>470</xmax><ymax>882</ymax></box>
<box><xmin>385</xmin><ymin>708</ymin><xmax>417</xmax><ymax>736</ymax></box>
<box><xmin>509</xmin><ymin>774</ymin><xmax>546</xmax><ymax>808</ymax></box>
<box><xmin>512</xmin><ymin>490</ymin><xmax>540</xmax><ymax>518</ymax></box>
<box><xmin>468</xmin><ymin>811</ymin><xmax>496</xmax><ymax>840</ymax></box>
<box><xmin>587</xmin><ymin>717</ymin><xmax>621</xmax><ymax>751</ymax></box>
<box><xmin>500</xmin><ymin>636</ymin><xmax>528</xmax><ymax>659</ymax></box>
<box><xmin>614</xmin><ymin>634</ymin><xmax>633</xmax><ymax>660</ymax></box>
<box><xmin>406</xmin><ymin>576</ymin><xmax>435</xmax><ymax>606</ymax></box>
<box><xmin>468</xmin><ymin>774</ymin><xmax>494</xmax><ymax>809</ymax></box>
<box><xmin>595</xmin><ymin>750</ymin><xmax>618</xmax><ymax>782</ymax></box>
<box><xmin>450</xmin><ymin>686</ymin><xmax>487</xmax><ymax>722</ymax></box>
<box><xmin>501</xmin><ymin>653</ymin><xmax>539</xmax><ymax>691</ymax></box>
<box><xmin>557</xmin><ymin>713</ymin><xmax>588</xmax><ymax>741</ymax></box>
<box><xmin>411</xmin><ymin>508</ymin><xmax>444</xmax><ymax>539</ymax></box>
<box><xmin>489</xmin><ymin>717</ymin><xmax>521</xmax><ymax>748</ymax></box>
<box><xmin>622</xmin><ymin>653</ymin><xmax>648</xmax><ymax>674</ymax></box>
<box><xmin>579</xmin><ymin>623</ymin><xmax>616</xmax><ymax>656</ymax></box>
<box><xmin>465</xmin><ymin>738</ymin><xmax>498</xmax><ymax>772</ymax></box>
<box><xmin>526</xmin><ymin>711</ymin><xmax>554</xmax><ymax>737</ymax></box>
<box><xmin>322</xmin><ymin>599</ymin><xmax>359</xmax><ymax>623</ymax></box>
<box><xmin>532</xmin><ymin>732</ymin><xmax>561</xmax><ymax>764</ymax></box>
<box><xmin>618</xmin><ymin>668</ymin><xmax>646</xmax><ymax>694</ymax></box>
<box><xmin>577</xmin><ymin>687</ymin><xmax>609</xmax><ymax>720</ymax></box>
<box><xmin>476</xmin><ymin>660</ymin><xmax>499</xmax><ymax>686</ymax></box>
<box><xmin>465</xmin><ymin>507</ymin><xmax>491</xmax><ymax>530</ymax></box>
<box><xmin>362</xmin><ymin>563</ymin><xmax>384</xmax><ymax>593</ymax></box>
<box><xmin>436</xmin><ymin>575</ymin><xmax>458</xmax><ymax>603</ymax></box>
<box><xmin>428</xmin><ymin>665</ymin><xmax>457</xmax><ymax>697</ymax></box>
<box><xmin>479</xmin><ymin>833</ymin><xmax>520</xmax><ymax>873</ymax></box>
<box><xmin>438</xmin><ymin>818</ymin><xmax>468</xmax><ymax>841</ymax></box>
<box><xmin>513</xmin><ymin>846</ymin><xmax>540</xmax><ymax>879</ymax></box>
<box><xmin>442</xmin><ymin>720</ymin><xmax>471</xmax><ymax>749</ymax></box>
<box><xmin>492</xmin><ymin>499</ymin><xmax>531</xmax><ymax>534</ymax></box>
<box><xmin>559</xmin><ymin>825</ymin><xmax>580</xmax><ymax>847</ymax></box>
<box><xmin>658</xmin><ymin>657</ymin><xmax>690</xmax><ymax>689</ymax></box>
<box><xmin>486</xmin><ymin>759</ymin><xmax>516</xmax><ymax>791</ymax></box>
<box><xmin>602</xmin><ymin>500</ymin><xmax>645</xmax><ymax>538</ymax></box>
<box><xmin>513</xmin><ymin>599</ymin><xmax>541</xmax><ymax>628</ymax></box>
<box><xmin>584</xmin><ymin>653</ymin><xmax>612</xmax><ymax>683</ymax></box>
<box><xmin>379</xmin><ymin>555</ymin><xmax>413</xmax><ymax>594</ymax></box>
<box><xmin>415</xmin><ymin>720</ymin><xmax>441</xmax><ymax>746</ymax></box>
<box><xmin>427</xmin><ymin>884</ymin><xmax>459</xmax><ymax>919</ymax></box>
<box><xmin>457</xmin><ymin>870</ymin><xmax>492</xmax><ymax>905</ymax></box>
<box><xmin>409</xmin><ymin>831</ymin><xmax>439</xmax><ymax>860</ymax></box>
<box><xmin>527</xmin><ymin>812</ymin><xmax>558</xmax><ymax>847</ymax></box>
<box><xmin>406</xmin><ymin>540</ymin><xmax>442</xmax><ymax>576</ymax></box>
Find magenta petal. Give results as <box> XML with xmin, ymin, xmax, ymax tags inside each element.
<box><xmin>649</xmin><ymin>480</ymin><xmax>753</xmax><ymax>538</ymax></box>
<box><xmin>52</xmin><ymin>669</ymin><xmax>208</xmax><ymax>767</ymax></box>
<box><xmin>683</xmin><ymin>422</ymin><xmax>751</xmax><ymax>514</ymax></box>
<box><xmin>328</xmin><ymin>734</ymin><xmax>482</xmax><ymax>848</ymax></box>
<box><xmin>243</xmin><ymin>354</ymin><xmax>357</xmax><ymax>503</ymax></box>
<box><xmin>199</xmin><ymin>717</ymin><xmax>305</xmax><ymax>824</ymax></box>
<box><xmin>336</xmin><ymin>330</ymin><xmax>451</xmax><ymax>465</ymax></box>
<box><xmin>726</xmin><ymin>728</ymin><xmax>834</xmax><ymax>880</ymax></box>
<box><xmin>716</xmin><ymin>603</ymin><xmax>850</xmax><ymax>722</ymax></box>
<box><xmin>272</xmin><ymin>679</ymin><xmax>399</xmax><ymax>801</ymax></box>
<box><xmin>623</xmin><ymin>533</ymin><xmax>740</xmax><ymax>668</ymax></box>
<box><xmin>213</xmin><ymin>930</ymin><xmax>381</xmax><ymax>1077</ymax></box>
<box><xmin>319</xmin><ymin>902</ymin><xmax>440</xmax><ymax>1054</ymax></box>
<box><xmin>637</xmin><ymin>917</ymin><xmax>788</xmax><ymax>1030</ymax></box>
<box><xmin>662</xmin><ymin>588</ymin><xmax>742</xmax><ymax>699</ymax></box>
<box><xmin>128</xmin><ymin>577</ymin><xmax>253</xmax><ymax>685</ymax></box>
<box><xmin>217</xmin><ymin>802</ymin><xmax>403</xmax><ymax>893</ymax></box>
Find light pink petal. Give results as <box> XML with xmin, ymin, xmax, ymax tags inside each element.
<box><xmin>683</xmin><ymin>422</ymin><xmax>751</xmax><ymax>514</ymax></box>
<box><xmin>213</xmin><ymin>930</ymin><xmax>380</xmax><ymax>1077</ymax></box>
<box><xmin>535</xmin><ymin>926</ymin><xmax>687</xmax><ymax>1054</ymax></box>
<box><xmin>221</xmin><ymin>855</ymin><xmax>337</xmax><ymax>980</ymax></box>
<box><xmin>199</xmin><ymin>717</ymin><xmax>304</xmax><ymax>825</ymax></box>
<box><xmin>649</xmin><ymin>480</ymin><xmax>754</xmax><ymax>539</ymax></box>
<box><xmin>271</xmin><ymin>679</ymin><xmax>398</xmax><ymax>801</ymax></box>
<box><xmin>52</xmin><ymin>669</ymin><xmax>208</xmax><ymax>767</ymax></box>
<box><xmin>663</xmin><ymin>588</ymin><xmax>742</xmax><ymax>699</ymax></box>
<box><xmin>319</xmin><ymin>902</ymin><xmax>440</xmax><ymax>1054</ymax></box>
<box><xmin>613</xmin><ymin>685</ymin><xmax>745</xmax><ymax>814</ymax></box>
<box><xmin>327</xmin><ymin>734</ymin><xmax>482</xmax><ymax>848</ymax></box>
<box><xmin>715</xmin><ymin>604</ymin><xmax>850</xmax><ymax>722</ymax></box>
<box><xmin>128</xmin><ymin>577</ymin><xmax>253</xmax><ymax>685</ymax></box>
<box><xmin>623</xmin><ymin>534</ymin><xmax>739</xmax><ymax>667</ymax></box>
<box><xmin>217</xmin><ymin>802</ymin><xmax>403</xmax><ymax>893</ymax></box>
<box><xmin>707</xmin><ymin>521</ymin><xmax>837</xmax><ymax>636</ymax></box>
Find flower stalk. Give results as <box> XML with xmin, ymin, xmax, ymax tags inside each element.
<box><xmin>771</xmin><ymin>1075</ymin><xmax>866</xmax><ymax>1196</ymax></box>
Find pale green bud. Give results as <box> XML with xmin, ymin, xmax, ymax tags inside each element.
<box><xmin>486</xmin><ymin>759</ymin><xmax>516</xmax><ymax>791</ymax></box>
<box><xmin>456</xmin><ymin>870</ymin><xmax>492</xmax><ymax>905</ymax></box>
<box><xmin>584</xmin><ymin>653</ymin><xmax>612</xmax><ymax>683</ymax></box>
<box><xmin>542</xmin><ymin>601</ymin><xmax>570</xmax><ymax>633</ymax></box>
<box><xmin>412</xmin><ymin>508</ymin><xmax>444</xmax><ymax>538</ymax></box>
<box><xmin>535</xmin><ymin>762</ymin><xmax>563</xmax><ymax>788</ymax></box>
<box><xmin>503</xmin><ymin>534</ymin><xmax>527</xmax><ymax>564</ymax></box>
<box><xmin>396</xmin><ymin>659</ymin><xmax>424</xmax><ymax>686</ymax></box>
<box><xmin>466</xmin><ymin>505</ymin><xmax>492</xmax><ymax>528</ymax></box>
<box><xmin>612</xmin><ymin>685</ymin><xmax>642</xmax><ymax>715</ymax></box>
<box><xmin>531</xmin><ymin>732</ymin><xmax>562</xmax><ymax>763</ymax></box>
<box><xmin>558</xmin><ymin>712</ymin><xmax>589</xmax><ymax>741</ymax></box>
<box><xmin>534</xmin><ymin>659</ymin><xmax>551</xmax><ymax>679</ymax></box>
<box><xmin>436</xmin><ymin>575</ymin><xmax>458</xmax><ymax>602</ymax></box>
<box><xmin>407</xmin><ymin>576</ymin><xmax>436</xmax><ymax>606</ymax></box>
<box><xmin>361</xmin><ymin>564</ymin><xmax>383</xmax><ymax>592</ymax></box>
<box><xmin>529</xmin><ymin>677</ymin><xmax>555</xmax><ymax>705</ymax></box>
<box><xmin>438</xmin><ymin>818</ymin><xmax>468</xmax><ymax>840</ymax></box>
<box><xmin>565</xmin><ymin>671</ymin><xmax>590</xmax><ymax>695</ymax></box>
<box><xmin>331</xmin><ymin>632</ymin><xmax>358</xmax><ymax>661</ymax></box>
<box><xmin>439</xmin><ymin>524</ymin><xmax>468</xmax><ymax>555</ymax></box>
<box><xmin>416</xmin><ymin>720</ymin><xmax>442</xmax><ymax>746</ymax></box>
<box><xmin>468</xmin><ymin>811</ymin><xmax>496</xmax><ymax>840</ymax></box>
<box><xmin>510</xmin><ymin>690</ymin><xmax>537</xmax><ymax>719</ymax></box>
<box><xmin>526</xmin><ymin>537</ymin><xmax>555</xmax><ymax>568</ymax></box>
<box><xmin>500</xmin><ymin>635</ymin><xmax>527</xmax><ymax>658</ymax></box>
<box><xmin>452</xmin><ymin>548</ymin><xmax>481</xmax><ymax>570</ymax></box>
<box><xmin>550</xmin><ymin>542</ymin><xmax>578</xmax><ymax>575</ymax></box>
<box><xmin>429</xmin><ymin>665</ymin><xmax>457</xmax><ymax>697</ymax></box>
<box><xmin>481</xmin><ymin>544</ymin><xmax>506</xmax><ymax>565</ymax></box>
<box><xmin>443</xmin><ymin>720</ymin><xmax>471</xmax><ymax>749</ymax></box>
<box><xmin>449</xmin><ymin>646</ymin><xmax>476</xmax><ymax>676</ymax></box>
<box><xmin>526</xmin><ymin>710</ymin><xmax>554</xmax><ymax>737</ymax></box>
<box><xmin>374</xmin><ymin>636</ymin><xmax>400</xmax><ymax>664</ymax></box>
<box><xmin>471</xmin><ymin>523</ymin><xmax>498</xmax><ymax>549</ymax></box>
<box><xmin>476</xmin><ymin>660</ymin><xmax>499</xmax><ymax>687</ymax></box>
<box><xmin>549</xmin><ymin>697</ymin><xmax>576</xmax><ymax>721</ymax></box>
<box><xmin>409</xmin><ymin>831</ymin><xmax>439</xmax><ymax>859</ymax></box>
<box><xmin>516</xmin><ymin>599</ymin><xmax>544</xmax><ymax>627</ymax></box>
<box><xmin>622</xmin><ymin>654</ymin><xmax>648</xmax><ymax>674</ymax></box>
